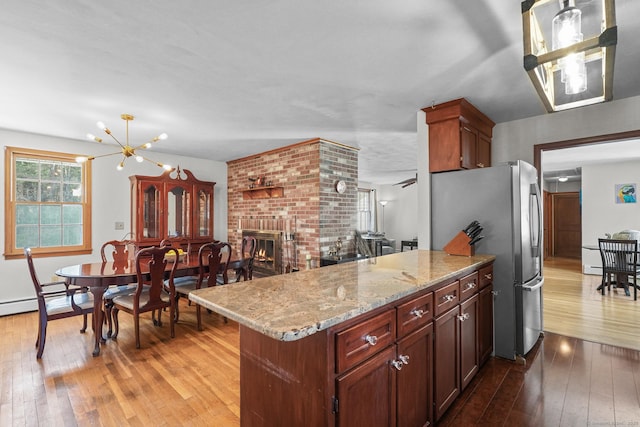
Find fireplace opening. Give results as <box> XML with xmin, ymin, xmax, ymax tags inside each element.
<box><xmin>242</xmin><ymin>230</ymin><xmax>282</xmax><ymax>276</ymax></box>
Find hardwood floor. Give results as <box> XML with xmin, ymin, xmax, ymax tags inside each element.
<box><xmin>2</xmin><ymin>258</ymin><xmax>639</xmax><ymax>426</ymax></box>
<box><xmin>438</xmin><ymin>331</ymin><xmax>640</xmax><ymax>426</ymax></box>
<box><xmin>0</xmin><ymin>308</ymin><xmax>242</xmax><ymax>426</ymax></box>
<box><xmin>543</xmin><ymin>256</ymin><xmax>640</xmax><ymax>351</ymax></box>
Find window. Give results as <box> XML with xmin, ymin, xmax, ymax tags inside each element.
<box><xmin>5</xmin><ymin>147</ymin><xmax>92</xmax><ymax>258</ymax></box>
<box><xmin>357</xmin><ymin>188</ymin><xmax>373</xmax><ymax>232</ymax></box>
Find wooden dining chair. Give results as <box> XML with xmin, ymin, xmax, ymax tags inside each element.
<box><xmin>598</xmin><ymin>238</ymin><xmax>640</xmax><ymax>300</ymax></box>
<box><xmin>111</xmin><ymin>246</ymin><xmax>179</xmax><ymax>349</ymax></box>
<box><xmin>24</xmin><ymin>247</ymin><xmax>94</xmax><ymax>359</ymax></box>
<box><xmin>236</xmin><ymin>235</ymin><xmax>257</xmax><ymax>282</ymax></box>
<box><xmin>174</xmin><ymin>241</ymin><xmax>231</xmax><ymax>330</ymax></box>
<box><xmin>100</xmin><ymin>239</ymin><xmax>138</xmax><ymax>337</ymax></box>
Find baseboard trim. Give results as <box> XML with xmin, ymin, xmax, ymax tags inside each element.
<box><xmin>0</xmin><ymin>298</ymin><xmax>37</xmax><ymax>316</ymax></box>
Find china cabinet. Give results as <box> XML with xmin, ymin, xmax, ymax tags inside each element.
<box><xmin>129</xmin><ymin>167</ymin><xmax>215</xmax><ymax>251</ymax></box>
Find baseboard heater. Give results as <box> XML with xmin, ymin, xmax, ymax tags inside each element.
<box><xmin>583</xmin><ymin>265</ymin><xmax>602</xmax><ymax>276</ymax></box>
<box><xmin>0</xmin><ymin>298</ymin><xmax>37</xmax><ymax>316</ymax></box>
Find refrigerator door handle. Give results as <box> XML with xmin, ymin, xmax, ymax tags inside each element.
<box><xmin>521</xmin><ymin>277</ymin><xmax>544</xmax><ymax>292</ymax></box>
<box><xmin>529</xmin><ymin>183</ymin><xmax>542</xmax><ymax>257</ymax></box>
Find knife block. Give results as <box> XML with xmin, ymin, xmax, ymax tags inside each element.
<box><xmin>443</xmin><ymin>231</ymin><xmax>474</xmax><ymax>257</ymax></box>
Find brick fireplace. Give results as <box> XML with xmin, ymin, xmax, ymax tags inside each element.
<box><xmin>227</xmin><ymin>138</ymin><xmax>358</xmax><ymax>272</ymax></box>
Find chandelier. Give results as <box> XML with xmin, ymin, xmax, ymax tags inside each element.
<box><xmin>76</xmin><ymin>114</ymin><xmax>171</xmax><ymax>171</ymax></box>
<box><xmin>522</xmin><ymin>0</ymin><xmax>617</xmax><ymax>112</ymax></box>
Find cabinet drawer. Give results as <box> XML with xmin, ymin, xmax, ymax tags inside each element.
<box><xmin>479</xmin><ymin>265</ymin><xmax>493</xmax><ymax>289</ymax></box>
<box><xmin>336</xmin><ymin>310</ymin><xmax>396</xmax><ymax>373</ymax></box>
<box><xmin>397</xmin><ymin>292</ymin><xmax>433</xmax><ymax>338</ymax></box>
<box><xmin>459</xmin><ymin>272</ymin><xmax>479</xmax><ymax>302</ymax></box>
<box><xmin>434</xmin><ymin>281</ymin><xmax>459</xmax><ymax>317</ymax></box>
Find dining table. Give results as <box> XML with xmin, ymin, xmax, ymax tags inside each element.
<box><xmin>56</xmin><ymin>253</ymin><xmax>249</xmax><ymax>356</ymax></box>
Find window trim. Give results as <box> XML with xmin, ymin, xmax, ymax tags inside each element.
<box><xmin>357</xmin><ymin>187</ymin><xmax>374</xmax><ymax>233</ymax></box>
<box><xmin>4</xmin><ymin>146</ymin><xmax>92</xmax><ymax>259</ymax></box>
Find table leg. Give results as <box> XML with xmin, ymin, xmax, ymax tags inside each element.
<box><xmin>617</xmin><ymin>273</ymin><xmax>631</xmax><ymax>296</ymax></box>
<box><xmin>90</xmin><ymin>286</ymin><xmax>106</xmax><ymax>356</ymax></box>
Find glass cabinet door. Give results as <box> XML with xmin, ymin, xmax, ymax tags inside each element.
<box><xmin>166</xmin><ymin>184</ymin><xmax>190</xmax><ymax>238</ymax></box>
<box><xmin>195</xmin><ymin>186</ymin><xmax>213</xmax><ymax>238</ymax></box>
<box><xmin>142</xmin><ymin>183</ymin><xmax>160</xmax><ymax>238</ymax></box>
<box><xmin>131</xmin><ymin>169</ymin><xmax>214</xmax><ymax>246</ymax></box>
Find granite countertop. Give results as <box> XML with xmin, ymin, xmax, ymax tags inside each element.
<box><xmin>189</xmin><ymin>250</ymin><xmax>494</xmax><ymax>341</ymax></box>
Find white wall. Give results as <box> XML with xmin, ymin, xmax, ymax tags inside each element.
<box><xmin>369</xmin><ymin>110</ymin><xmax>426</xmax><ymax>251</ymax></box>
<box><xmin>417</xmin><ymin>110</ymin><xmax>430</xmax><ymax>249</ymax></box>
<box><xmin>492</xmin><ymin>95</ymin><xmax>640</xmax><ymax>166</ymax></box>
<box><xmin>376</xmin><ymin>183</ymin><xmax>418</xmax><ymax>248</ymax></box>
<box><xmin>582</xmin><ymin>160</ymin><xmax>640</xmax><ymax>272</ymax></box>
<box><xmin>0</xmin><ymin>129</ymin><xmax>227</xmax><ymax>315</ymax></box>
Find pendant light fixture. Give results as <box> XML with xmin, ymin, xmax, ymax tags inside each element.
<box><xmin>76</xmin><ymin>114</ymin><xmax>171</xmax><ymax>171</ymax></box>
<box><xmin>522</xmin><ymin>0</ymin><xmax>617</xmax><ymax>112</ymax></box>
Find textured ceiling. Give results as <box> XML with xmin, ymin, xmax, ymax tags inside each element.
<box><xmin>1</xmin><ymin>1</ymin><xmax>638</xmax><ymax>184</ymax></box>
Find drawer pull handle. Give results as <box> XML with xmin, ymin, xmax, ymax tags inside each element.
<box><xmin>484</xmin><ymin>273</ymin><xmax>492</xmax><ymax>280</ymax></box>
<box><xmin>457</xmin><ymin>313</ymin><xmax>470</xmax><ymax>322</ymax></box>
<box><xmin>410</xmin><ymin>308</ymin><xmax>425</xmax><ymax>318</ymax></box>
<box><xmin>465</xmin><ymin>281</ymin><xmax>477</xmax><ymax>290</ymax></box>
<box><xmin>391</xmin><ymin>354</ymin><xmax>410</xmax><ymax>370</ymax></box>
<box><xmin>442</xmin><ymin>294</ymin><xmax>455</xmax><ymax>302</ymax></box>
<box><xmin>364</xmin><ymin>335</ymin><xmax>378</xmax><ymax>346</ymax></box>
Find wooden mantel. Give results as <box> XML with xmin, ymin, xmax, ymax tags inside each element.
<box><xmin>242</xmin><ymin>186</ymin><xmax>284</xmax><ymax>200</ymax></box>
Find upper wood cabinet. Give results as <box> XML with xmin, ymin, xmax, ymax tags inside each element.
<box><xmin>424</xmin><ymin>98</ymin><xmax>495</xmax><ymax>173</ymax></box>
<box><xmin>129</xmin><ymin>167</ymin><xmax>215</xmax><ymax>250</ymax></box>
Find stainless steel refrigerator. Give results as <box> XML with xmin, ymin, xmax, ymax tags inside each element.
<box><xmin>431</xmin><ymin>160</ymin><xmax>543</xmax><ymax>360</ymax></box>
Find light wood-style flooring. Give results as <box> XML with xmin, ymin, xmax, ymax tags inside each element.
<box><xmin>2</xmin><ymin>257</ymin><xmax>639</xmax><ymax>426</ymax></box>
<box><xmin>543</xmin><ymin>256</ymin><xmax>640</xmax><ymax>351</ymax></box>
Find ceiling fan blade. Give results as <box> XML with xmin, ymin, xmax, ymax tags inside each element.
<box><xmin>393</xmin><ymin>178</ymin><xmax>413</xmax><ymax>186</ymax></box>
<box><xmin>394</xmin><ymin>173</ymin><xmax>418</xmax><ymax>187</ymax></box>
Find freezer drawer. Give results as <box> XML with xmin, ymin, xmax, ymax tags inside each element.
<box><xmin>517</xmin><ymin>277</ymin><xmax>544</xmax><ymax>356</ymax></box>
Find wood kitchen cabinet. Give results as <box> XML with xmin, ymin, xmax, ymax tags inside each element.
<box><xmin>460</xmin><ymin>294</ymin><xmax>479</xmax><ymax>390</ymax></box>
<box><xmin>434</xmin><ymin>304</ymin><xmax>460</xmax><ymax>421</ymax></box>
<box><xmin>335</xmin><ymin>324</ymin><xmax>435</xmax><ymax>427</ymax></box>
<box><xmin>424</xmin><ymin>98</ymin><xmax>495</xmax><ymax>173</ymax></box>
<box><xmin>336</xmin><ymin>326</ymin><xmax>396</xmax><ymax>427</ymax></box>
<box><xmin>336</xmin><ymin>293</ymin><xmax>434</xmax><ymax>427</ymax></box>
<box><xmin>434</xmin><ymin>271</ymin><xmax>480</xmax><ymax>421</ymax></box>
<box><xmin>478</xmin><ymin>265</ymin><xmax>494</xmax><ymax>366</ymax></box>
<box><xmin>336</xmin><ymin>347</ymin><xmax>397</xmax><ymax>426</ymax></box>
<box><xmin>129</xmin><ymin>167</ymin><xmax>215</xmax><ymax>251</ymax></box>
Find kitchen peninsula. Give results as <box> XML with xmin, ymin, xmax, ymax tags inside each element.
<box><xmin>190</xmin><ymin>250</ymin><xmax>495</xmax><ymax>426</ymax></box>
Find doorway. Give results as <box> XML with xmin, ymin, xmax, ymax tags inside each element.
<box><xmin>550</xmin><ymin>192</ymin><xmax>581</xmax><ymax>258</ymax></box>
<box><xmin>534</xmin><ymin>129</ymin><xmax>640</xmax><ymax>260</ymax></box>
